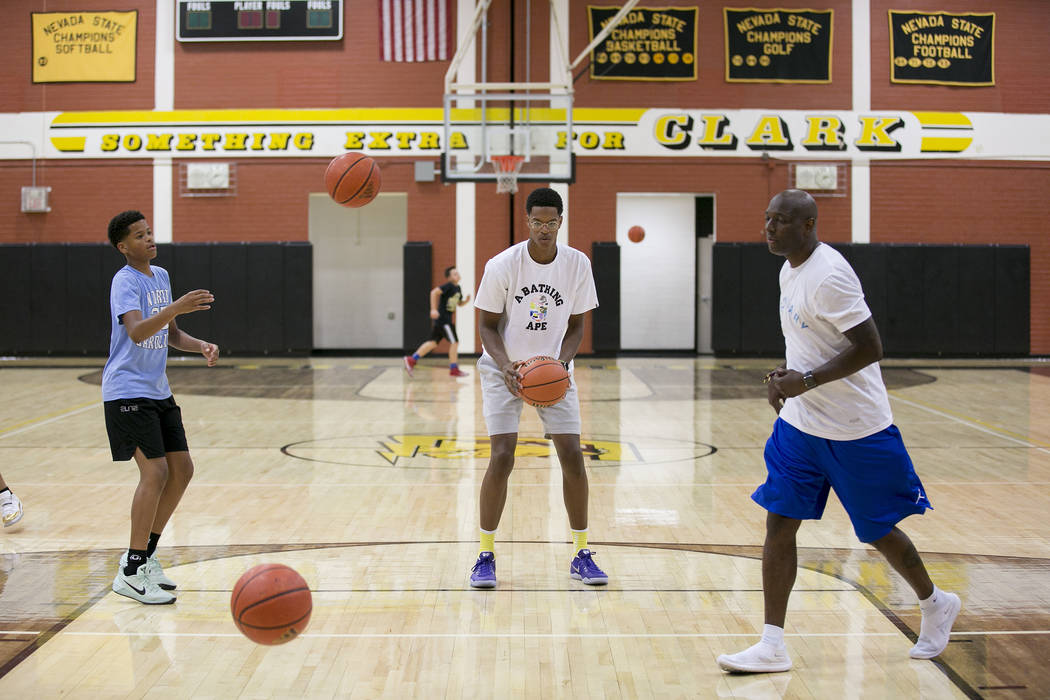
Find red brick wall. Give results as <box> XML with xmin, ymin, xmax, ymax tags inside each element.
<box><xmin>870</xmin><ymin>0</ymin><xmax>1050</xmax><ymax>113</ymax></box>
<box><xmin>1</xmin><ymin>0</ymin><xmax>155</xmax><ymax>112</ymax></box>
<box><xmin>871</xmin><ymin>161</ymin><xmax>1050</xmax><ymax>353</ymax></box>
<box><xmin>2</xmin><ymin>1</ymin><xmax>1048</xmax><ymax>352</ymax></box>
<box><xmin>571</xmin><ymin>0</ymin><xmax>854</xmax><ymax>110</ymax></box>
<box><xmin>0</xmin><ymin>160</ymin><xmax>152</xmax><ymax>243</ymax></box>
<box><xmin>175</xmin><ymin>2</ymin><xmax>455</xmax><ymax>108</ymax></box>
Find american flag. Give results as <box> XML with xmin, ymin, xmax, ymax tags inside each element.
<box><xmin>380</xmin><ymin>0</ymin><xmax>451</xmax><ymax>62</ymax></box>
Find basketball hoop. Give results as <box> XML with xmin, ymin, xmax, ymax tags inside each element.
<box><xmin>491</xmin><ymin>155</ymin><xmax>525</xmax><ymax>194</ymax></box>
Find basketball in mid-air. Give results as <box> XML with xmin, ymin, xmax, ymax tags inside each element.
<box><xmin>325</xmin><ymin>152</ymin><xmax>382</xmax><ymax>207</ymax></box>
<box><xmin>628</xmin><ymin>225</ymin><xmax>645</xmax><ymax>243</ymax></box>
<box><xmin>518</xmin><ymin>356</ymin><xmax>570</xmax><ymax>407</ymax></box>
<box><xmin>231</xmin><ymin>563</ymin><xmax>312</xmax><ymax>645</ymax></box>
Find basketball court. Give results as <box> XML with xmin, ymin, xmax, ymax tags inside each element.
<box><xmin>1</xmin><ymin>356</ymin><xmax>1048</xmax><ymax>697</ymax></box>
<box><xmin>2</xmin><ymin>1</ymin><xmax>1048</xmax><ymax>698</ymax></box>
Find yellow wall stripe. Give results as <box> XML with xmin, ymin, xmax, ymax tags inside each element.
<box><xmin>920</xmin><ymin>136</ymin><xmax>973</xmax><ymax>152</ymax></box>
<box><xmin>51</xmin><ymin>107</ymin><xmax>649</xmax><ymax>128</ymax></box>
<box><xmin>50</xmin><ymin>136</ymin><xmax>86</xmax><ymax>152</ymax></box>
<box><xmin>912</xmin><ymin>111</ymin><xmax>973</xmax><ymax>128</ymax></box>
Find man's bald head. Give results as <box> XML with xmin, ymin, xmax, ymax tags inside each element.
<box><xmin>764</xmin><ymin>189</ymin><xmax>820</xmax><ymax>264</ymax></box>
<box><xmin>772</xmin><ymin>189</ymin><xmax>818</xmax><ymax>223</ymax></box>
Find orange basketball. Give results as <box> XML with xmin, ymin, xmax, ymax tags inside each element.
<box><xmin>231</xmin><ymin>563</ymin><xmax>312</xmax><ymax>645</ymax></box>
<box><xmin>628</xmin><ymin>225</ymin><xmax>645</xmax><ymax>243</ymax></box>
<box><xmin>324</xmin><ymin>152</ymin><xmax>382</xmax><ymax>207</ymax></box>
<box><xmin>518</xmin><ymin>355</ymin><xmax>570</xmax><ymax>407</ymax></box>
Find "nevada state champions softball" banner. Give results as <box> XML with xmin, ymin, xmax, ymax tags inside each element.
<box><xmin>31</xmin><ymin>10</ymin><xmax>138</xmax><ymax>83</ymax></box>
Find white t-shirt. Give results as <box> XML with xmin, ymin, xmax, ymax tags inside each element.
<box><xmin>474</xmin><ymin>241</ymin><xmax>599</xmax><ymax>363</ymax></box>
<box><xmin>777</xmin><ymin>243</ymin><xmax>893</xmax><ymax>440</ymax></box>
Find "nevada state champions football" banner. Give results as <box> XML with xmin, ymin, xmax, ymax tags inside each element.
<box><xmin>889</xmin><ymin>11</ymin><xmax>995</xmax><ymax>86</ymax></box>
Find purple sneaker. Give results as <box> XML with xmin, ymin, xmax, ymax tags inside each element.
<box><xmin>570</xmin><ymin>549</ymin><xmax>608</xmax><ymax>585</ymax></box>
<box><xmin>470</xmin><ymin>551</ymin><xmax>497</xmax><ymax>588</ymax></box>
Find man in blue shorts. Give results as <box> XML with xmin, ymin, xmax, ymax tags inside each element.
<box><xmin>103</xmin><ymin>210</ymin><xmax>219</xmax><ymax>605</ymax></box>
<box><xmin>717</xmin><ymin>190</ymin><xmax>960</xmax><ymax>673</ymax></box>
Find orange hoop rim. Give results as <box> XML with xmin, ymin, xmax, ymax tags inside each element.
<box><xmin>490</xmin><ymin>154</ymin><xmax>526</xmax><ymax>173</ymax></box>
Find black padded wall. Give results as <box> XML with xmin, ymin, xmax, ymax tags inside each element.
<box><xmin>281</xmin><ymin>243</ymin><xmax>314</xmax><ymax>353</ymax></box>
<box><xmin>712</xmin><ymin>243</ymin><xmax>1030</xmax><ymax>357</ymax></box>
<box><xmin>0</xmin><ymin>245</ymin><xmax>33</xmax><ymax>350</ymax></box>
<box><xmin>0</xmin><ymin>243</ymin><xmax>313</xmax><ymax>355</ymax></box>
<box><xmin>403</xmin><ymin>241</ymin><xmax>433</xmax><ymax>352</ymax></box>
<box><xmin>994</xmin><ymin>246</ymin><xmax>1030</xmax><ymax>355</ymax></box>
<box><xmin>712</xmin><ymin>243</ymin><xmax>784</xmax><ymax>355</ymax></box>
<box><xmin>591</xmin><ymin>242</ymin><xmax>620</xmax><ymax>353</ymax></box>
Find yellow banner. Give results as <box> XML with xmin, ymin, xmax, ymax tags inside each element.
<box><xmin>32</xmin><ymin>11</ymin><xmax>137</xmax><ymax>83</ymax></box>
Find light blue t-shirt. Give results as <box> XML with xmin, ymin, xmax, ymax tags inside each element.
<box><xmin>101</xmin><ymin>265</ymin><xmax>174</xmax><ymax>401</ymax></box>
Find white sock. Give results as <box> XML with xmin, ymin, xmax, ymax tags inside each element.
<box><xmin>760</xmin><ymin>624</ymin><xmax>785</xmax><ymax>648</ymax></box>
<box><xmin>919</xmin><ymin>584</ymin><xmax>943</xmax><ymax>612</ymax></box>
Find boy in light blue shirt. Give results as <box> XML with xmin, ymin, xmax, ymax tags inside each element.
<box><xmin>102</xmin><ymin>210</ymin><xmax>219</xmax><ymax>604</ymax></box>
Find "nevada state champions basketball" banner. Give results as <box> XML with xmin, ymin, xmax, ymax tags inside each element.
<box><xmin>588</xmin><ymin>6</ymin><xmax>698</xmax><ymax>81</ymax></box>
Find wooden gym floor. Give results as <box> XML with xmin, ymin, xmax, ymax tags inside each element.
<box><xmin>0</xmin><ymin>356</ymin><xmax>1048</xmax><ymax>698</ymax></box>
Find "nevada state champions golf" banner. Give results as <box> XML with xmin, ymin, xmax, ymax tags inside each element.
<box><xmin>724</xmin><ymin>7</ymin><xmax>833</xmax><ymax>83</ymax></box>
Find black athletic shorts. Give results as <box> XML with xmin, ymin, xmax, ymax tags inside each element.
<box><xmin>104</xmin><ymin>396</ymin><xmax>188</xmax><ymax>461</ymax></box>
<box><xmin>429</xmin><ymin>319</ymin><xmax>459</xmax><ymax>344</ymax></box>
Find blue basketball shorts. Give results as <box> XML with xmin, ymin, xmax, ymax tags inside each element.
<box><xmin>752</xmin><ymin>418</ymin><xmax>932</xmax><ymax>543</ymax></box>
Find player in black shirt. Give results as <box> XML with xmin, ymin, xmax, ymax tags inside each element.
<box><xmin>404</xmin><ymin>266</ymin><xmax>472</xmax><ymax>377</ymax></box>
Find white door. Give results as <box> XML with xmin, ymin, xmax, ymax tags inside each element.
<box><xmin>616</xmin><ymin>193</ymin><xmax>696</xmax><ymax>350</ymax></box>
<box><xmin>309</xmin><ymin>192</ymin><xmax>406</xmax><ymax>349</ymax></box>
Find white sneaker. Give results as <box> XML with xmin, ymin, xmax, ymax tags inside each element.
<box><xmin>112</xmin><ymin>561</ymin><xmax>176</xmax><ymax>605</ymax></box>
<box><xmin>717</xmin><ymin>641</ymin><xmax>793</xmax><ymax>673</ymax></box>
<box><xmin>910</xmin><ymin>591</ymin><xmax>961</xmax><ymax>659</ymax></box>
<box><xmin>120</xmin><ymin>551</ymin><xmax>177</xmax><ymax>591</ymax></box>
<box><xmin>1</xmin><ymin>491</ymin><xmax>23</xmax><ymax>528</ymax></box>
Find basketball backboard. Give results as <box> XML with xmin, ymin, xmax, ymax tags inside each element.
<box><xmin>440</xmin><ymin>0</ymin><xmax>640</xmax><ymax>186</ymax></box>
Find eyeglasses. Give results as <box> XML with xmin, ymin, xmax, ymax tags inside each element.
<box><xmin>528</xmin><ymin>218</ymin><xmax>561</xmax><ymax>231</ymax></box>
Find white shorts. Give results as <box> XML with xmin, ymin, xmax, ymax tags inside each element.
<box><xmin>478</xmin><ymin>354</ymin><xmax>581</xmax><ymax>436</ymax></box>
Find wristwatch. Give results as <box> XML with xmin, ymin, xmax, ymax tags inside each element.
<box><xmin>802</xmin><ymin>371</ymin><xmax>818</xmax><ymax>390</ymax></box>
<box><xmin>561</xmin><ymin>360</ymin><xmax>570</xmax><ymax>371</ymax></box>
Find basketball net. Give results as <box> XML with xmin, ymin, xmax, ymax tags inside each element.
<box><xmin>491</xmin><ymin>155</ymin><xmax>525</xmax><ymax>194</ymax></box>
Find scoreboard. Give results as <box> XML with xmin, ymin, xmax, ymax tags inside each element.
<box><xmin>177</xmin><ymin>1</ymin><xmax>343</xmax><ymax>42</ymax></box>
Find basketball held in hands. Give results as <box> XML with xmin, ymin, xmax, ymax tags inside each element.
<box><xmin>517</xmin><ymin>356</ymin><xmax>570</xmax><ymax>407</ymax></box>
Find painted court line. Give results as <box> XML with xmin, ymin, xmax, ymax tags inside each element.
<box><xmin>890</xmin><ymin>394</ymin><xmax>1050</xmax><ymax>455</ymax></box>
<box><xmin>8</xmin><ymin>481</ymin><xmax>1050</xmax><ymax>489</ymax></box>
<box><xmin>0</xmin><ymin>402</ymin><xmax>97</xmax><ymax>440</ymax></box>
<box><xmin>35</xmin><ymin>630</ymin><xmax>1050</xmax><ymax>639</ymax></box>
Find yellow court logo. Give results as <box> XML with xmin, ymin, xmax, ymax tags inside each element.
<box><xmin>376</xmin><ymin>435</ymin><xmax>640</xmax><ymax>466</ymax></box>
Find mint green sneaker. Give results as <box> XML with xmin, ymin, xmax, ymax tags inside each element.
<box><xmin>113</xmin><ymin>561</ymin><xmax>176</xmax><ymax>605</ymax></box>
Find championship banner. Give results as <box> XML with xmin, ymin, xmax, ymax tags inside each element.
<box><xmin>889</xmin><ymin>11</ymin><xmax>994</xmax><ymax>86</ymax></box>
<box><xmin>724</xmin><ymin>8</ymin><xmax>832</xmax><ymax>83</ymax></box>
<box><xmin>32</xmin><ymin>11</ymin><xmax>138</xmax><ymax>83</ymax></box>
<box><xmin>588</xmin><ymin>6</ymin><xmax>697</xmax><ymax>81</ymax></box>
